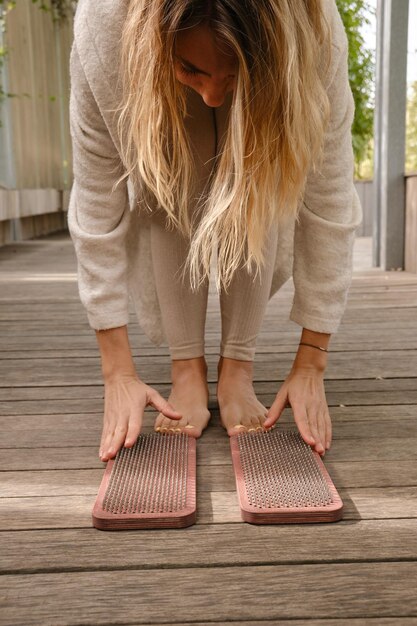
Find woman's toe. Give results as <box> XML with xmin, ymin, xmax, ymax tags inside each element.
<box><xmin>154</xmin><ymin>413</ymin><xmax>165</xmax><ymax>431</ymax></box>
<box><xmin>228</xmin><ymin>424</ymin><xmax>245</xmax><ymax>436</ymax></box>
<box><xmin>241</xmin><ymin>415</ymin><xmax>254</xmax><ymax>431</ymax></box>
<box><xmin>183</xmin><ymin>422</ymin><xmax>202</xmax><ymax>438</ymax></box>
<box><xmin>250</xmin><ymin>415</ymin><xmax>264</xmax><ymax>431</ymax></box>
<box><xmin>159</xmin><ymin>416</ymin><xmax>174</xmax><ymax>433</ymax></box>
<box><xmin>173</xmin><ymin>416</ymin><xmax>188</xmax><ymax>431</ymax></box>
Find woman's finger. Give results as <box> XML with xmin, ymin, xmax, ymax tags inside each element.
<box><xmin>100</xmin><ymin>414</ymin><xmax>117</xmax><ymax>457</ymax></box>
<box><xmin>305</xmin><ymin>406</ymin><xmax>323</xmax><ymax>452</ymax></box>
<box><xmin>106</xmin><ymin>416</ymin><xmax>130</xmax><ymax>459</ymax></box>
<box><xmin>317</xmin><ymin>407</ymin><xmax>327</xmax><ymax>453</ymax></box>
<box><xmin>264</xmin><ymin>389</ymin><xmax>288</xmax><ymax>427</ymax></box>
<box><xmin>324</xmin><ymin>407</ymin><xmax>332</xmax><ymax>449</ymax></box>
<box><xmin>100</xmin><ymin>430</ymin><xmax>113</xmax><ymax>459</ymax></box>
<box><xmin>102</xmin><ymin>393</ymin><xmax>130</xmax><ymax>458</ymax></box>
<box><xmin>100</xmin><ymin>386</ymin><xmax>119</xmax><ymax>455</ymax></box>
<box><xmin>147</xmin><ymin>389</ymin><xmax>182</xmax><ymax>419</ymax></box>
<box><xmin>124</xmin><ymin>402</ymin><xmax>146</xmax><ymax>447</ymax></box>
<box><xmin>291</xmin><ymin>401</ymin><xmax>316</xmax><ymax>447</ymax></box>
<box><xmin>307</xmin><ymin>403</ymin><xmax>325</xmax><ymax>453</ymax></box>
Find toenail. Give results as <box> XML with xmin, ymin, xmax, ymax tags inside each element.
<box><xmin>248</xmin><ymin>428</ymin><xmax>255</xmax><ymax>432</ymax></box>
<box><xmin>234</xmin><ymin>425</ymin><xmax>246</xmax><ymax>430</ymax></box>
<box><xmin>184</xmin><ymin>424</ymin><xmax>195</xmax><ymax>429</ymax></box>
<box><xmin>155</xmin><ymin>427</ymin><xmax>161</xmax><ymax>432</ymax></box>
<box><xmin>174</xmin><ymin>428</ymin><xmax>182</xmax><ymax>432</ymax></box>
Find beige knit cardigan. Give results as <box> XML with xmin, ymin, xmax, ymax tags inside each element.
<box><xmin>67</xmin><ymin>0</ymin><xmax>363</xmax><ymax>345</ymax></box>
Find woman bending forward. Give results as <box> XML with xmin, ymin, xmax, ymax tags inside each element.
<box><xmin>68</xmin><ymin>0</ymin><xmax>362</xmax><ymax>463</ymax></box>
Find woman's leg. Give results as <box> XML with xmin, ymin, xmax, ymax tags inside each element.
<box><xmin>150</xmin><ymin>210</ymin><xmax>209</xmax><ymax>360</ymax></box>
<box><xmin>150</xmin><ymin>209</ymin><xmax>212</xmax><ymax>437</ymax></box>
<box><xmin>217</xmin><ymin>226</ymin><xmax>278</xmax><ymax>435</ymax></box>
<box><xmin>148</xmin><ymin>87</ymin><xmax>232</xmax><ymax>437</ymax></box>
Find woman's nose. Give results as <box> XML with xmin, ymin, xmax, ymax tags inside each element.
<box><xmin>200</xmin><ymin>77</ymin><xmax>234</xmax><ymax>108</ymax></box>
<box><xmin>200</xmin><ymin>88</ymin><xmax>226</xmax><ymax>108</ymax></box>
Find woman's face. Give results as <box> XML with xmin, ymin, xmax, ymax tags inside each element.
<box><xmin>174</xmin><ymin>22</ymin><xmax>238</xmax><ymax>108</ymax></box>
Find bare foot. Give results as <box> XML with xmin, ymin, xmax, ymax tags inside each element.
<box><xmin>154</xmin><ymin>357</ymin><xmax>211</xmax><ymax>438</ymax></box>
<box><xmin>216</xmin><ymin>356</ymin><xmax>270</xmax><ymax>436</ymax></box>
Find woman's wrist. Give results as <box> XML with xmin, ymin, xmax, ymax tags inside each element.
<box><xmin>292</xmin><ymin>346</ymin><xmax>327</xmax><ymax>373</ymax></box>
<box><xmin>292</xmin><ymin>328</ymin><xmax>331</xmax><ymax>373</ymax></box>
<box><xmin>95</xmin><ymin>326</ymin><xmax>137</xmax><ymax>380</ymax></box>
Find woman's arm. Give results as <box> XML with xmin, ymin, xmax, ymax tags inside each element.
<box><xmin>290</xmin><ymin>37</ymin><xmax>363</xmax><ymax>335</ymax></box>
<box><xmin>265</xmin><ymin>31</ymin><xmax>361</xmax><ymax>451</ymax></box>
<box><xmin>67</xmin><ymin>41</ymin><xmax>131</xmax><ymax>331</ymax></box>
<box><xmin>67</xmin><ymin>42</ymin><xmax>182</xmax><ymax>462</ymax></box>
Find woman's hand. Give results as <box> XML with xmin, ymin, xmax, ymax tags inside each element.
<box><xmin>263</xmin><ymin>364</ymin><xmax>332</xmax><ymax>456</ymax></box>
<box><xmin>264</xmin><ymin>330</ymin><xmax>332</xmax><ymax>455</ymax></box>
<box><xmin>99</xmin><ymin>373</ymin><xmax>182</xmax><ymax>462</ymax></box>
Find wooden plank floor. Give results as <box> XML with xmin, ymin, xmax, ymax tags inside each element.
<box><xmin>1</xmin><ymin>232</ymin><xmax>417</xmax><ymax>625</ymax></box>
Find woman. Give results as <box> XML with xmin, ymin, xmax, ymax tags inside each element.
<box><xmin>68</xmin><ymin>0</ymin><xmax>362</xmax><ymax>464</ymax></box>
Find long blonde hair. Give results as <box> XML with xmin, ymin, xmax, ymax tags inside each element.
<box><xmin>117</xmin><ymin>0</ymin><xmax>333</xmax><ymax>291</ymax></box>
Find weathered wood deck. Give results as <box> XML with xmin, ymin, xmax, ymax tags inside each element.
<box><xmin>1</xmin><ymin>232</ymin><xmax>417</xmax><ymax>625</ymax></box>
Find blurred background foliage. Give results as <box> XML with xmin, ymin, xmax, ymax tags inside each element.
<box><xmin>406</xmin><ymin>81</ymin><xmax>417</xmax><ymax>172</ymax></box>
<box><xmin>335</xmin><ymin>0</ymin><xmax>376</xmax><ymax>178</ymax></box>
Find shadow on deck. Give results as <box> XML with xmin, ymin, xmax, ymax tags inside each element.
<box><xmin>1</xmin><ymin>233</ymin><xmax>417</xmax><ymax>624</ymax></box>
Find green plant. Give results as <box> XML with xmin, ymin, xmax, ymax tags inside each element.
<box><xmin>31</xmin><ymin>0</ymin><xmax>76</xmax><ymax>22</ymax></box>
<box><xmin>0</xmin><ymin>1</ymin><xmax>16</xmax><ymax>107</ymax></box>
<box><xmin>336</xmin><ymin>0</ymin><xmax>376</xmax><ymax>178</ymax></box>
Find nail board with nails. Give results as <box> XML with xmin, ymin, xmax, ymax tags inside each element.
<box><xmin>230</xmin><ymin>428</ymin><xmax>343</xmax><ymax>524</ymax></box>
<box><xmin>92</xmin><ymin>432</ymin><xmax>196</xmax><ymax>530</ymax></box>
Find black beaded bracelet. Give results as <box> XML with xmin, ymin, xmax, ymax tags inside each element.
<box><xmin>298</xmin><ymin>342</ymin><xmax>328</xmax><ymax>353</ymax></box>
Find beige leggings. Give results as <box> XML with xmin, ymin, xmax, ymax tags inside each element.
<box><xmin>149</xmin><ymin>90</ymin><xmax>277</xmax><ymax>361</ymax></box>
<box><xmin>150</xmin><ymin>209</ymin><xmax>278</xmax><ymax>361</ymax></box>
